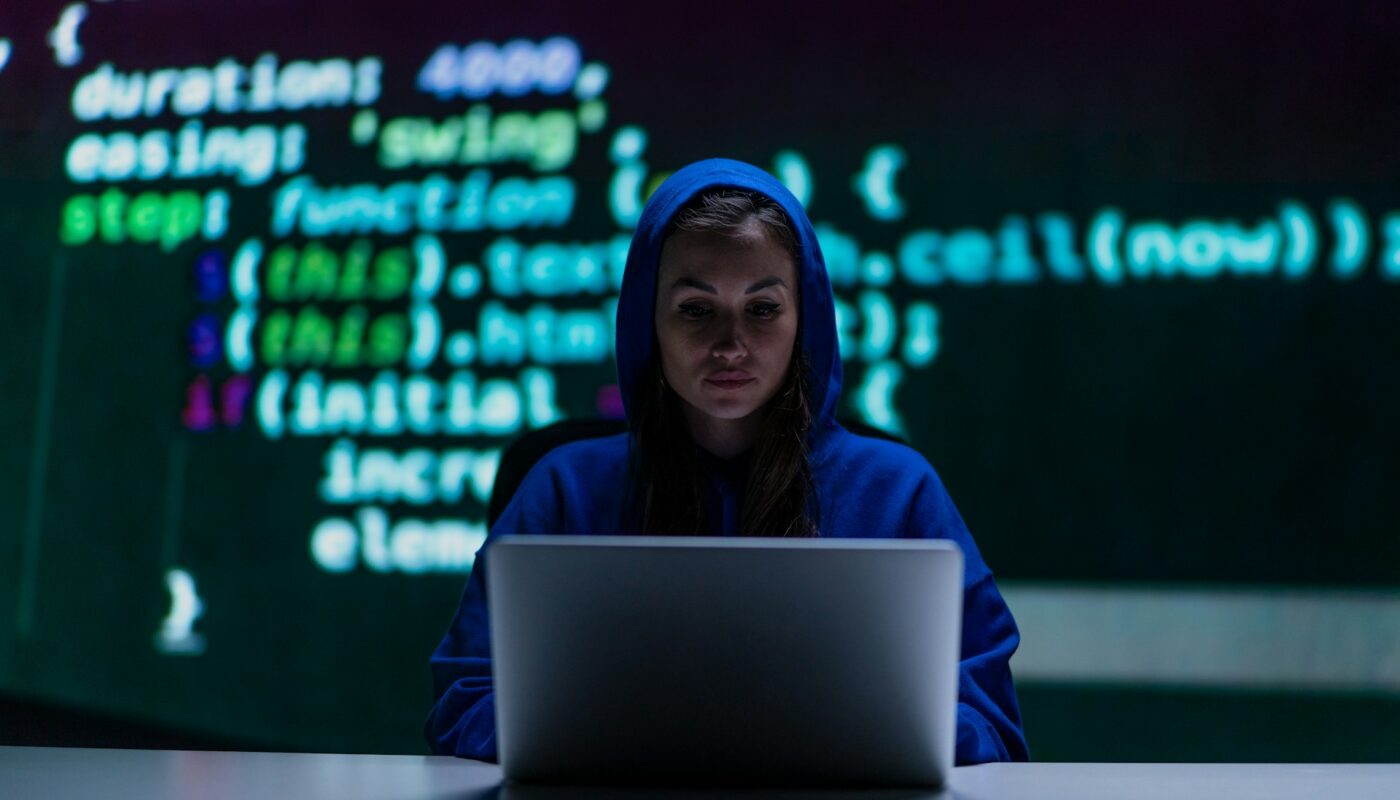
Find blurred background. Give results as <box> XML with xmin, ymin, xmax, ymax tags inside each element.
<box><xmin>1</xmin><ymin>0</ymin><xmax>1398</xmax><ymax>761</ymax></box>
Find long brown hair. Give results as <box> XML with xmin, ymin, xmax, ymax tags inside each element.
<box><xmin>630</xmin><ymin>190</ymin><xmax>818</xmax><ymax>537</ymax></box>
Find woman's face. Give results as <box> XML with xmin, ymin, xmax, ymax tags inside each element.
<box><xmin>654</xmin><ymin>224</ymin><xmax>799</xmax><ymax>437</ymax></box>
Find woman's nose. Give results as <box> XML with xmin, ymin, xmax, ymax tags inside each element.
<box><xmin>709</xmin><ymin>319</ymin><xmax>747</xmax><ymax>360</ymax></box>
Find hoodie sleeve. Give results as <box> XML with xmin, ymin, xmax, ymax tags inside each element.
<box><xmin>906</xmin><ymin>467</ymin><xmax>1031</xmax><ymax>764</ymax></box>
<box><xmin>423</xmin><ymin>547</ymin><xmax>498</xmax><ymax>759</ymax></box>
<box><xmin>423</xmin><ymin>457</ymin><xmax>568</xmax><ymax>760</ymax></box>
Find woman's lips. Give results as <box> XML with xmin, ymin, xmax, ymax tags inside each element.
<box><xmin>705</xmin><ymin>374</ymin><xmax>756</xmax><ymax>390</ymax></box>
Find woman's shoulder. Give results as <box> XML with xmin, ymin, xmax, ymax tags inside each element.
<box><xmin>527</xmin><ymin>431</ymin><xmax>632</xmax><ymax>483</ymax></box>
<box><xmin>819</xmin><ymin>422</ymin><xmax>936</xmax><ymax>478</ymax></box>
<box><xmin>814</xmin><ymin>422</ymin><xmax>964</xmax><ymax>509</ymax></box>
<box><xmin>811</xmin><ymin>423</ymin><xmax>977</xmax><ymax>546</ymax></box>
<box><xmin>493</xmin><ymin>432</ymin><xmax>632</xmax><ymax>534</ymax></box>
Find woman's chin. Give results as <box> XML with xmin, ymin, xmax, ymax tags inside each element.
<box><xmin>707</xmin><ymin>406</ymin><xmax>760</xmax><ymax>422</ymax></box>
<box><xmin>682</xmin><ymin>394</ymin><xmax>765</xmax><ymax>424</ymax></box>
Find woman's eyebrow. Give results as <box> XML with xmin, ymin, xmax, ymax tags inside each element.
<box><xmin>744</xmin><ymin>276</ymin><xmax>787</xmax><ymax>294</ymax></box>
<box><xmin>671</xmin><ymin>277</ymin><xmax>717</xmax><ymax>294</ymax></box>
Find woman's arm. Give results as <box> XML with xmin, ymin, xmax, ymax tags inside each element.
<box><xmin>424</xmin><ymin>556</ymin><xmax>498</xmax><ymax>759</ymax></box>
<box><xmin>423</xmin><ymin>455</ymin><xmax>570</xmax><ymax>760</ymax></box>
<box><xmin>956</xmin><ymin>572</ymin><xmax>1030</xmax><ymax>763</ymax></box>
<box><xmin>907</xmin><ymin>466</ymin><xmax>1031</xmax><ymax>764</ymax></box>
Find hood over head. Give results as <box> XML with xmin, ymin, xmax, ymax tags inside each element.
<box><xmin>615</xmin><ymin>158</ymin><xmax>843</xmax><ymax>437</ymax></box>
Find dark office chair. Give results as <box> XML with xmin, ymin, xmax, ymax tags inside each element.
<box><xmin>487</xmin><ymin>416</ymin><xmax>904</xmax><ymax>527</ymax></box>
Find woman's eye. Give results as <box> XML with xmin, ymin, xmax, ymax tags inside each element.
<box><xmin>678</xmin><ymin>303</ymin><xmax>710</xmax><ymax>319</ymax></box>
<box><xmin>748</xmin><ymin>303</ymin><xmax>781</xmax><ymax>319</ymax></box>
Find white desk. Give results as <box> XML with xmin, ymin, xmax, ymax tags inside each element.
<box><xmin>2</xmin><ymin>746</ymin><xmax>1397</xmax><ymax>799</ymax></box>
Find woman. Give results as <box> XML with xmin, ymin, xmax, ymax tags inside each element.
<box><xmin>425</xmin><ymin>158</ymin><xmax>1029</xmax><ymax>764</ymax></box>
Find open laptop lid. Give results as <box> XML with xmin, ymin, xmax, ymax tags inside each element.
<box><xmin>487</xmin><ymin>535</ymin><xmax>964</xmax><ymax>788</ymax></box>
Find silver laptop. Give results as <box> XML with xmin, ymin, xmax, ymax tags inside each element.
<box><xmin>485</xmin><ymin>535</ymin><xmax>964</xmax><ymax>788</ymax></box>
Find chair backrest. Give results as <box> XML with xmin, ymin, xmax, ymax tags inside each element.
<box><xmin>487</xmin><ymin>417</ymin><xmax>904</xmax><ymax>527</ymax></box>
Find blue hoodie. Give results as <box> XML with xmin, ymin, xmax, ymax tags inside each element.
<box><xmin>425</xmin><ymin>158</ymin><xmax>1029</xmax><ymax>765</ymax></box>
